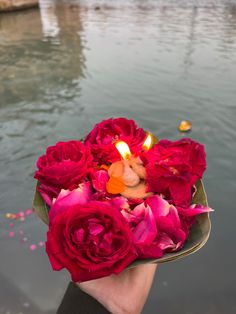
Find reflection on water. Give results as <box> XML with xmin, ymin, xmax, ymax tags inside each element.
<box><xmin>40</xmin><ymin>0</ymin><xmax>60</xmax><ymax>38</ymax></box>
<box><xmin>0</xmin><ymin>1</ymin><xmax>236</xmax><ymax>313</ymax></box>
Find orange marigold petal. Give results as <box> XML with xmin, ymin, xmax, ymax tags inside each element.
<box><xmin>106</xmin><ymin>176</ymin><xmax>125</xmax><ymax>194</ymax></box>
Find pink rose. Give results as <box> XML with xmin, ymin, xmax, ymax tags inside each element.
<box><xmin>46</xmin><ymin>201</ymin><xmax>137</xmax><ymax>282</ymax></box>
<box><xmin>122</xmin><ymin>201</ymin><xmax>162</xmax><ymax>259</ymax></box>
<box><xmin>143</xmin><ymin>138</ymin><xmax>206</xmax><ymax>207</ymax></box>
<box><xmin>146</xmin><ymin>196</ymin><xmax>187</xmax><ymax>251</ymax></box>
<box><xmin>34</xmin><ymin>141</ymin><xmax>93</xmax><ymax>206</ymax></box>
<box><xmin>122</xmin><ymin>196</ymin><xmax>187</xmax><ymax>258</ymax></box>
<box><xmin>84</xmin><ymin>117</ymin><xmax>146</xmax><ymax>164</ymax></box>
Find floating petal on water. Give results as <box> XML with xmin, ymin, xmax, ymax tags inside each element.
<box><xmin>30</xmin><ymin>244</ymin><xmax>37</xmax><ymax>251</ymax></box>
<box><xmin>178</xmin><ymin>120</ymin><xmax>192</xmax><ymax>132</ymax></box>
<box><xmin>9</xmin><ymin>231</ymin><xmax>15</xmax><ymax>238</ymax></box>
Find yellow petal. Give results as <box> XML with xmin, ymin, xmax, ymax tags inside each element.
<box><xmin>178</xmin><ymin>120</ymin><xmax>192</xmax><ymax>132</ymax></box>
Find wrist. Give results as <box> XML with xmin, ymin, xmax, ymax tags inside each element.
<box><xmin>78</xmin><ymin>282</ymin><xmax>139</xmax><ymax>314</ymax></box>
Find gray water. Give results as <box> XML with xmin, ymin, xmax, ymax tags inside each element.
<box><xmin>0</xmin><ymin>0</ymin><xmax>236</xmax><ymax>313</ymax></box>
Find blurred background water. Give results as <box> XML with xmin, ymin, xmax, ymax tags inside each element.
<box><xmin>0</xmin><ymin>0</ymin><xmax>236</xmax><ymax>313</ymax></box>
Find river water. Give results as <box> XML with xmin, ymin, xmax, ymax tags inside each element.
<box><xmin>0</xmin><ymin>1</ymin><xmax>236</xmax><ymax>313</ymax></box>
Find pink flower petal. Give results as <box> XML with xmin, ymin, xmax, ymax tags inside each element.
<box><xmin>178</xmin><ymin>204</ymin><xmax>213</xmax><ymax>217</ymax></box>
<box><xmin>49</xmin><ymin>182</ymin><xmax>92</xmax><ymax>222</ymax></box>
<box><xmin>30</xmin><ymin>244</ymin><xmax>37</xmax><ymax>251</ymax></box>
<box><xmin>145</xmin><ymin>195</ymin><xmax>170</xmax><ymax>218</ymax></box>
<box><xmin>156</xmin><ymin>216</ymin><xmax>175</xmax><ymax>234</ymax></box>
<box><xmin>25</xmin><ymin>209</ymin><xmax>33</xmax><ymax>216</ymax></box>
<box><xmin>88</xmin><ymin>222</ymin><xmax>104</xmax><ymax>236</ymax></box>
<box><xmin>91</xmin><ymin>170</ymin><xmax>109</xmax><ymax>193</ymax></box>
<box><xmin>109</xmin><ymin>196</ymin><xmax>129</xmax><ymax>211</ymax></box>
<box><xmin>9</xmin><ymin>231</ymin><xmax>15</xmax><ymax>238</ymax></box>
<box><xmin>156</xmin><ymin>234</ymin><xmax>176</xmax><ymax>250</ymax></box>
<box><xmin>123</xmin><ymin>202</ymin><xmax>157</xmax><ymax>245</ymax></box>
<box><xmin>136</xmin><ymin>243</ymin><xmax>163</xmax><ymax>259</ymax></box>
<box><xmin>37</xmin><ymin>184</ymin><xmax>60</xmax><ymax>207</ymax></box>
<box><xmin>167</xmin><ymin>205</ymin><xmax>181</xmax><ymax>228</ymax></box>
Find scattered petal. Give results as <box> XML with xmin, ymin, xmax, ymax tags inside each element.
<box><xmin>25</xmin><ymin>209</ymin><xmax>33</xmax><ymax>216</ymax></box>
<box><xmin>5</xmin><ymin>213</ymin><xmax>16</xmax><ymax>219</ymax></box>
<box><xmin>21</xmin><ymin>237</ymin><xmax>28</xmax><ymax>243</ymax></box>
<box><xmin>9</xmin><ymin>231</ymin><xmax>15</xmax><ymax>238</ymax></box>
<box><xmin>30</xmin><ymin>244</ymin><xmax>37</xmax><ymax>251</ymax></box>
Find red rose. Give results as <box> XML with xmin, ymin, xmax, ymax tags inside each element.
<box><xmin>144</xmin><ymin>138</ymin><xmax>206</xmax><ymax>207</ymax></box>
<box><xmin>84</xmin><ymin>117</ymin><xmax>146</xmax><ymax>164</ymax></box>
<box><xmin>46</xmin><ymin>201</ymin><xmax>137</xmax><ymax>282</ymax></box>
<box><xmin>34</xmin><ymin>141</ymin><xmax>93</xmax><ymax>206</ymax></box>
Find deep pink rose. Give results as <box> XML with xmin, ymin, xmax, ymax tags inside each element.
<box><xmin>46</xmin><ymin>201</ymin><xmax>137</xmax><ymax>282</ymax></box>
<box><xmin>84</xmin><ymin>117</ymin><xmax>146</xmax><ymax>164</ymax></box>
<box><xmin>143</xmin><ymin>138</ymin><xmax>206</xmax><ymax>207</ymax></box>
<box><xmin>34</xmin><ymin>141</ymin><xmax>93</xmax><ymax>206</ymax></box>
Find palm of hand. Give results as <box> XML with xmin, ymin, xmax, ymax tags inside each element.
<box><xmin>78</xmin><ymin>264</ymin><xmax>157</xmax><ymax>314</ymax></box>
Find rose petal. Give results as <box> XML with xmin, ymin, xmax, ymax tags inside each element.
<box><xmin>91</xmin><ymin>170</ymin><xmax>109</xmax><ymax>193</ymax></box>
<box><xmin>122</xmin><ymin>202</ymin><xmax>157</xmax><ymax>245</ymax></box>
<box><xmin>136</xmin><ymin>243</ymin><xmax>163</xmax><ymax>259</ymax></box>
<box><xmin>49</xmin><ymin>182</ymin><xmax>92</xmax><ymax>222</ymax></box>
<box><xmin>109</xmin><ymin>196</ymin><xmax>129</xmax><ymax>211</ymax></box>
<box><xmin>178</xmin><ymin>204</ymin><xmax>214</xmax><ymax>217</ymax></box>
<box><xmin>156</xmin><ymin>234</ymin><xmax>176</xmax><ymax>250</ymax></box>
<box><xmin>146</xmin><ymin>195</ymin><xmax>170</xmax><ymax>218</ymax></box>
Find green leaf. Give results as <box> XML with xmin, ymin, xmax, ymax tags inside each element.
<box><xmin>32</xmin><ymin>187</ymin><xmax>49</xmax><ymax>225</ymax></box>
<box><xmin>192</xmin><ymin>179</ymin><xmax>208</xmax><ymax>207</ymax></box>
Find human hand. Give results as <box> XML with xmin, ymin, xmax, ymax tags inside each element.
<box><xmin>78</xmin><ymin>263</ymin><xmax>157</xmax><ymax>314</ymax></box>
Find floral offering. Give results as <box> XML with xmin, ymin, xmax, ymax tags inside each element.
<box><xmin>33</xmin><ymin>117</ymin><xmax>212</xmax><ymax>282</ymax></box>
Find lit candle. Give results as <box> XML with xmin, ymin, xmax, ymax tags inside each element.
<box><xmin>142</xmin><ymin>133</ymin><xmax>152</xmax><ymax>151</ymax></box>
<box><xmin>106</xmin><ymin>139</ymin><xmax>152</xmax><ymax>199</ymax></box>
<box><xmin>115</xmin><ymin>141</ymin><xmax>132</xmax><ymax>160</ymax></box>
<box><xmin>108</xmin><ymin>141</ymin><xmax>140</xmax><ymax>188</ymax></box>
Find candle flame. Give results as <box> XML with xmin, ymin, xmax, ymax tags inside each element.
<box><xmin>115</xmin><ymin>141</ymin><xmax>132</xmax><ymax>160</ymax></box>
<box><xmin>142</xmin><ymin>134</ymin><xmax>152</xmax><ymax>150</ymax></box>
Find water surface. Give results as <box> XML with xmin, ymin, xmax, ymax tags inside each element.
<box><xmin>0</xmin><ymin>1</ymin><xmax>236</xmax><ymax>313</ymax></box>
